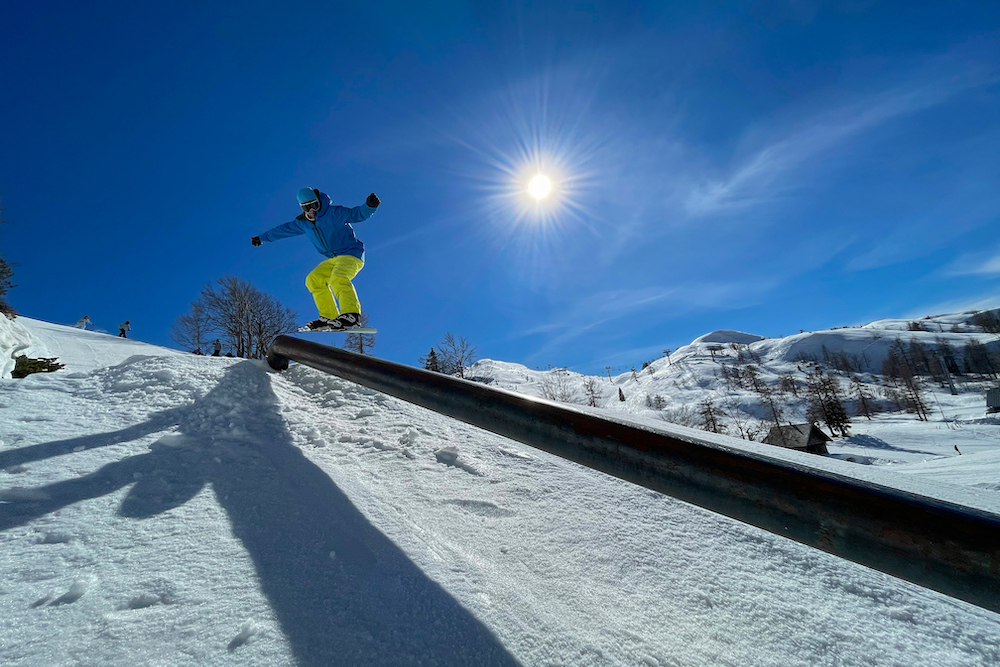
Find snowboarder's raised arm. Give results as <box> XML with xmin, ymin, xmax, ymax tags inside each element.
<box><xmin>255</xmin><ymin>218</ymin><xmax>308</xmax><ymax>244</ymax></box>
<box><xmin>335</xmin><ymin>192</ymin><xmax>380</xmax><ymax>224</ymax></box>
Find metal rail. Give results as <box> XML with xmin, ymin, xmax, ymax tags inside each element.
<box><xmin>266</xmin><ymin>336</ymin><xmax>1000</xmax><ymax>613</ymax></box>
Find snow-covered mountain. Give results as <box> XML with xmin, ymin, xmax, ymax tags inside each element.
<box><xmin>1</xmin><ymin>315</ymin><xmax>998</xmax><ymax>666</ymax></box>
<box><xmin>469</xmin><ymin>310</ymin><xmax>1000</xmax><ymax>482</ymax></box>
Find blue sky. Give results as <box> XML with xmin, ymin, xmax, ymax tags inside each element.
<box><xmin>2</xmin><ymin>1</ymin><xmax>998</xmax><ymax>373</ymax></box>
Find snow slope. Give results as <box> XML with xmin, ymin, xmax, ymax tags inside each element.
<box><xmin>1</xmin><ymin>317</ymin><xmax>999</xmax><ymax>666</ymax></box>
<box><xmin>470</xmin><ymin>309</ymin><xmax>1000</xmax><ymax>488</ymax></box>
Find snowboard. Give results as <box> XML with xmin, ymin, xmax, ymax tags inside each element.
<box><xmin>297</xmin><ymin>325</ymin><xmax>378</xmax><ymax>334</ymax></box>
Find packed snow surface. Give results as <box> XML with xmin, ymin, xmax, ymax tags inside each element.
<box><xmin>1</xmin><ymin>316</ymin><xmax>998</xmax><ymax>666</ymax></box>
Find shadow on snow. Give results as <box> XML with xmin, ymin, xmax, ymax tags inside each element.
<box><xmin>0</xmin><ymin>361</ymin><xmax>521</xmax><ymax>667</ymax></box>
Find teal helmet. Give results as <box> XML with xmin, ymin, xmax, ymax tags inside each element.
<box><xmin>296</xmin><ymin>187</ymin><xmax>319</xmax><ymax>204</ymax></box>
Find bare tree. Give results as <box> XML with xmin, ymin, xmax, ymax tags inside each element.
<box><xmin>170</xmin><ymin>301</ymin><xmax>212</xmax><ymax>353</ymax></box>
<box><xmin>342</xmin><ymin>312</ymin><xmax>376</xmax><ymax>355</ymax></box>
<box><xmin>850</xmin><ymin>375</ymin><xmax>877</xmax><ymax>420</ymax></box>
<box><xmin>758</xmin><ymin>384</ymin><xmax>785</xmax><ymax>434</ymax></box>
<box><xmin>660</xmin><ymin>404</ymin><xmax>698</xmax><ymax>427</ymax></box>
<box><xmin>539</xmin><ymin>370</ymin><xmax>579</xmax><ymax>403</ymax></box>
<box><xmin>881</xmin><ymin>343</ymin><xmax>929</xmax><ymax>420</ymax></box>
<box><xmin>743</xmin><ymin>365</ymin><xmax>764</xmax><ymax>393</ymax></box>
<box><xmin>698</xmin><ymin>397</ymin><xmax>726</xmax><ymax>434</ymax></box>
<box><xmin>247</xmin><ymin>290</ymin><xmax>300</xmax><ymax>359</ymax></box>
<box><xmin>778</xmin><ymin>373</ymin><xmax>799</xmax><ymax>397</ymax></box>
<box><xmin>0</xmin><ymin>201</ymin><xmax>15</xmax><ymax>317</ymax></box>
<box><xmin>436</xmin><ymin>333</ymin><xmax>477</xmax><ymax>378</ymax></box>
<box><xmin>963</xmin><ymin>340</ymin><xmax>997</xmax><ymax>377</ymax></box>
<box><xmin>806</xmin><ymin>369</ymin><xmax>851</xmax><ymax>436</ymax></box>
<box><xmin>199</xmin><ymin>275</ymin><xmax>298</xmax><ymax>359</ymax></box>
<box><xmin>0</xmin><ymin>256</ymin><xmax>14</xmax><ymax>318</ymax></box>
<box><xmin>582</xmin><ymin>377</ymin><xmax>604</xmax><ymax>407</ymax></box>
<box><xmin>718</xmin><ymin>392</ymin><xmax>763</xmax><ymax>441</ymax></box>
<box><xmin>971</xmin><ymin>310</ymin><xmax>1000</xmax><ymax>334</ymax></box>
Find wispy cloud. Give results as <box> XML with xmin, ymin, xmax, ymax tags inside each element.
<box><xmin>684</xmin><ymin>68</ymin><xmax>998</xmax><ymax>217</ymax></box>
<box><xmin>943</xmin><ymin>248</ymin><xmax>1000</xmax><ymax>276</ymax></box>
<box><xmin>521</xmin><ymin>279</ymin><xmax>777</xmax><ymax>363</ymax></box>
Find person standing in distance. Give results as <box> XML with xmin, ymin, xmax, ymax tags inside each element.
<box><xmin>252</xmin><ymin>187</ymin><xmax>379</xmax><ymax>331</ymax></box>
<box><xmin>118</xmin><ymin>320</ymin><xmax>130</xmax><ymax>338</ymax></box>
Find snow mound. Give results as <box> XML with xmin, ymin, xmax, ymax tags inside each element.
<box><xmin>0</xmin><ymin>315</ymin><xmax>36</xmax><ymax>378</ymax></box>
<box><xmin>692</xmin><ymin>330</ymin><xmax>765</xmax><ymax>345</ymax></box>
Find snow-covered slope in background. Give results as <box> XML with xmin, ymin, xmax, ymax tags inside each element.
<box><xmin>4</xmin><ymin>317</ymin><xmax>186</xmax><ymax>376</ymax></box>
<box><xmin>1</xmin><ymin>316</ymin><xmax>999</xmax><ymax>666</ymax></box>
<box><xmin>470</xmin><ymin>309</ymin><xmax>1000</xmax><ymax>489</ymax></box>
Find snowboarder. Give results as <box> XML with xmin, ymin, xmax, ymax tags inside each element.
<box><xmin>74</xmin><ymin>315</ymin><xmax>91</xmax><ymax>329</ymax></box>
<box><xmin>212</xmin><ymin>338</ymin><xmax>222</xmax><ymax>356</ymax></box>
<box><xmin>118</xmin><ymin>321</ymin><xmax>130</xmax><ymax>338</ymax></box>
<box><xmin>252</xmin><ymin>187</ymin><xmax>379</xmax><ymax>331</ymax></box>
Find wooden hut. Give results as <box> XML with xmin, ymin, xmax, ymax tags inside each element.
<box><xmin>763</xmin><ymin>423</ymin><xmax>831</xmax><ymax>455</ymax></box>
<box><xmin>987</xmin><ymin>388</ymin><xmax>1000</xmax><ymax>415</ymax></box>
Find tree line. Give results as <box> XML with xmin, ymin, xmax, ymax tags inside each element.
<box><xmin>419</xmin><ymin>333</ymin><xmax>478</xmax><ymax>378</ymax></box>
<box><xmin>170</xmin><ymin>275</ymin><xmax>298</xmax><ymax>359</ymax></box>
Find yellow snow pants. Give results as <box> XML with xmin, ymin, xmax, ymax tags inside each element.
<box><xmin>305</xmin><ymin>255</ymin><xmax>365</xmax><ymax>319</ymax></box>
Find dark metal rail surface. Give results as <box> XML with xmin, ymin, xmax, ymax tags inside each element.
<box><xmin>266</xmin><ymin>335</ymin><xmax>1000</xmax><ymax>613</ymax></box>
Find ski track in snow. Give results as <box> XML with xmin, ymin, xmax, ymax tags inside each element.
<box><xmin>0</xmin><ymin>316</ymin><xmax>998</xmax><ymax>666</ymax></box>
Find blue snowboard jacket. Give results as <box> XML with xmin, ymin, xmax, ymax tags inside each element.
<box><xmin>258</xmin><ymin>190</ymin><xmax>376</xmax><ymax>261</ymax></box>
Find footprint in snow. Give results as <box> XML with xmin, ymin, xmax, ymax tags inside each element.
<box><xmin>125</xmin><ymin>578</ymin><xmax>178</xmax><ymax>610</ymax></box>
<box><xmin>33</xmin><ymin>579</ymin><xmax>91</xmax><ymax>608</ymax></box>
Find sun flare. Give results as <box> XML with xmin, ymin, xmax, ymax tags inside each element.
<box><xmin>528</xmin><ymin>174</ymin><xmax>553</xmax><ymax>199</ymax></box>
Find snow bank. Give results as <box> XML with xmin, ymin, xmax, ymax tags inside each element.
<box><xmin>0</xmin><ymin>315</ymin><xmax>35</xmax><ymax>378</ymax></box>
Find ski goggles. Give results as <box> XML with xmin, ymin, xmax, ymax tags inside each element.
<box><xmin>300</xmin><ymin>199</ymin><xmax>320</xmax><ymax>212</ymax></box>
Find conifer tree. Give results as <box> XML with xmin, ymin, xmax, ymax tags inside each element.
<box><xmin>342</xmin><ymin>313</ymin><xmax>376</xmax><ymax>355</ymax></box>
<box><xmin>420</xmin><ymin>348</ymin><xmax>441</xmax><ymax>372</ymax></box>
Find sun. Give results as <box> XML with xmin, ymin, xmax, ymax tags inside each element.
<box><xmin>528</xmin><ymin>174</ymin><xmax>553</xmax><ymax>200</ymax></box>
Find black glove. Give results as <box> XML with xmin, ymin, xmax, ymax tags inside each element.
<box><xmin>366</xmin><ymin>192</ymin><xmax>380</xmax><ymax>208</ymax></box>
<box><xmin>251</xmin><ymin>236</ymin><xmax>262</xmax><ymax>247</ymax></box>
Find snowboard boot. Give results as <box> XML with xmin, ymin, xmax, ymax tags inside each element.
<box><xmin>333</xmin><ymin>312</ymin><xmax>362</xmax><ymax>329</ymax></box>
<box><xmin>304</xmin><ymin>317</ymin><xmax>339</xmax><ymax>331</ymax></box>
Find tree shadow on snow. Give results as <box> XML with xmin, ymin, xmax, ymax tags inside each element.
<box><xmin>844</xmin><ymin>433</ymin><xmax>941</xmax><ymax>457</ymax></box>
<box><xmin>0</xmin><ymin>361</ymin><xmax>521</xmax><ymax>667</ymax></box>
